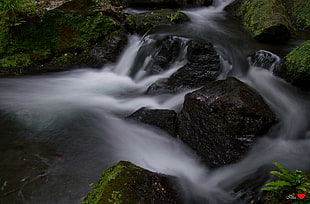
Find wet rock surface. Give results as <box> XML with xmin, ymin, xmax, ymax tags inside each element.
<box><xmin>128</xmin><ymin>107</ymin><xmax>177</xmax><ymax>136</ymax></box>
<box><xmin>176</xmin><ymin>77</ymin><xmax>276</xmax><ymax>167</ymax></box>
<box><xmin>146</xmin><ymin>40</ymin><xmax>221</xmax><ymax>94</ymax></box>
<box><xmin>249</xmin><ymin>50</ymin><xmax>281</xmax><ymax>71</ymax></box>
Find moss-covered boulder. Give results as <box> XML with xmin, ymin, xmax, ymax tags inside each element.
<box><xmin>225</xmin><ymin>0</ymin><xmax>295</xmax><ymax>42</ymax></box>
<box><xmin>274</xmin><ymin>40</ymin><xmax>310</xmax><ymax>90</ymax></box>
<box><xmin>83</xmin><ymin>161</ymin><xmax>181</xmax><ymax>204</ymax></box>
<box><xmin>283</xmin><ymin>0</ymin><xmax>310</xmax><ymax>31</ymax></box>
<box><xmin>125</xmin><ymin>9</ymin><xmax>189</xmax><ymax>35</ymax></box>
<box><xmin>0</xmin><ymin>0</ymin><xmax>127</xmax><ymax>75</ymax></box>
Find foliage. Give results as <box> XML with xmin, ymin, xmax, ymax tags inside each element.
<box><xmin>262</xmin><ymin>162</ymin><xmax>310</xmax><ymax>204</ymax></box>
<box><xmin>0</xmin><ymin>0</ymin><xmax>37</xmax><ymax>31</ymax></box>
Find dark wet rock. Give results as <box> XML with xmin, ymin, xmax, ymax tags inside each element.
<box><xmin>151</xmin><ymin>36</ymin><xmax>183</xmax><ymax>74</ymax></box>
<box><xmin>146</xmin><ymin>40</ymin><xmax>221</xmax><ymax>94</ymax></box>
<box><xmin>232</xmin><ymin>166</ymin><xmax>272</xmax><ymax>204</ymax></box>
<box><xmin>128</xmin><ymin>107</ymin><xmax>177</xmax><ymax>136</ymax></box>
<box><xmin>82</xmin><ymin>161</ymin><xmax>181</xmax><ymax>204</ymax></box>
<box><xmin>225</xmin><ymin>0</ymin><xmax>295</xmax><ymax>42</ymax></box>
<box><xmin>83</xmin><ymin>29</ymin><xmax>128</xmax><ymax>67</ymax></box>
<box><xmin>274</xmin><ymin>40</ymin><xmax>310</xmax><ymax>91</ymax></box>
<box><xmin>176</xmin><ymin>77</ymin><xmax>276</xmax><ymax>167</ymax></box>
<box><xmin>127</xmin><ymin>0</ymin><xmax>213</xmax><ymax>8</ymax></box>
<box><xmin>125</xmin><ymin>9</ymin><xmax>189</xmax><ymax>35</ymax></box>
<box><xmin>129</xmin><ymin>35</ymin><xmax>184</xmax><ymax>77</ymax></box>
<box><xmin>249</xmin><ymin>50</ymin><xmax>281</xmax><ymax>71</ymax></box>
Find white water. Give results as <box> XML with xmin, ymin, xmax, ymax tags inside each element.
<box><xmin>0</xmin><ymin>0</ymin><xmax>309</xmax><ymax>203</ymax></box>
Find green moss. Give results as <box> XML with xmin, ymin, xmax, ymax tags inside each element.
<box><xmin>83</xmin><ymin>161</ymin><xmax>179</xmax><ymax>204</ymax></box>
<box><xmin>283</xmin><ymin>40</ymin><xmax>310</xmax><ymax>86</ymax></box>
<box><xmin>284</xmin><ymin>0</ymin><xmax>310</xmax><ymax>31</ymax></box>
<box><xmin>237</xmin><ymin>0</ymin><xmax>294</xmax><ymax>41</ymax></box>
<box><xmin>82</xmin><ymin>161</ymin><xmax>145</xmax><ymax>204</ymax></box>
<box><xmin>0</xmin><ymin>0</ymin><xmax>119</xmax><ymax>74</ymax></box>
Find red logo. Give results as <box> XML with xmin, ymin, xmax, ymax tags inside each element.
<box><xmin>297</xmin><ymin>194</ymin><xmax>306</xmax><ymax>199</ymax></box>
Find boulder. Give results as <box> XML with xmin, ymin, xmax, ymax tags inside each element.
<box><xmin>249</xmin><ymin>50</ymin><xmax>281</xmax><ymax>71</ymax></box>
<box><xmin>274</xmin><ymin>40</ymin><xmax>310</xmax><ymax>91</ymax></box>
<box><xmin>127</xmin><ymin>107</ymin><xmax>177</xmax><ymax>136</ymax></box>
<box><xmin>225</xmin><ymin>0</ymin><xmax>295</xmax><ymax>42</ymax></box>
<box><xmin>82</xmin><ymin>161</ymin><xmax>181</xmax><ymax>204</ymax></box>
<box><xmin>125</xmin><ymin>9</ymin><xmax>189</xmax><ymax>35</ymax></box>
<box><xmin>146</xmin><ymin>40</ymin><xmax>221</xmax><ymax>94</ymax></box>
<box><xmin>283</xmin><ymin>0</ymin><xmax>310</xmax><ymax>31</ymax></box>
<box><xmin>176</xmin><ymin>77</ymin><xmax>276</xmax><ymax>167</ymax></box>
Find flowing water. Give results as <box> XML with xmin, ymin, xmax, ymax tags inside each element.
<box><xmin>0</xmin><ymin>0</ymin><xmax>310</xmax><ymax>203</ymax></box>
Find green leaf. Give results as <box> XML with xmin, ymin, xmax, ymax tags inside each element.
<box><xmin>296</xmin><ymin>186</ymin><xmax>307</xmax><ymax>192</ymax></box>
<box><xmin>264</xmin><ymin>180</ymin><xmax>292</xmax><ymax>187</ymax></box>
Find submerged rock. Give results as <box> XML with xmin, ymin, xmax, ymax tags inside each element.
<box><xmin>82</xmin><ymin>161</ymin><xmax>180</xmax><ymax>204</ymax></box>
<box><xmin>146</xmin><ymin>39</ymin><xmax>221</xmax><ymax>94</ymax></box>
<box><xmin>125</xmin><ymin>9</ymin><xmax>189</xmax><ymax>35</ymax></box>
<box><xmin>128</xmin><ymin>107</ymin><xmax>177</xmax><ymax>136</ymax></box>
<box><xmin>274</xmin><ymin>40</ymin><xmax>310</xmax><ymax>91</ymax></box>
<box><xmin>225</xmin><ymin>0</ymin><xmax>295</xmax><ymax>42</ymax></box>
<box><xmin>176</xmin><ymin>77</ymin><xmax>276</xmax><ymax>167</ymax></box>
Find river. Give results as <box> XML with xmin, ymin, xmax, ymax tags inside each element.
<box><xmin>0</xmin><ymin>0</ymin><xmax>309</xmax><ymax>203</ymax></box>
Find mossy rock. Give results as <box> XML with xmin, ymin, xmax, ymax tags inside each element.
<box><xmin>283</xmin><ymin>0</ymin><xmax>310</xmax><ymax>31</ymax></box>
<box><xmin>82</xmin><ymin>161</ymin><xmax>180</xmax><ymax>204</ymax></box>
<box><xmin>125</xmin><ymin>9</ymin><xmax>189</xmax><ymax>35</ymax></box>
<box><xmin>0</xmin><ymin>0</ymin><xmax>123</xmax><ymax>74</ymax></box>
<box><xmin>275</xmin><ymin>40</ymin><xmax>310</xmax><ymax>90</ymax></box>
<box><xmin>230</xmin><ymin>0</ymin><xmax>295</xmax><ymax>42</ymax></box>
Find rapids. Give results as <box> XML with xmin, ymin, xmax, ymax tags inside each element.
<box><xmin>0</xmin><ymin>0</ymin><xmax>309</xmax><ymax>203</ymax></box>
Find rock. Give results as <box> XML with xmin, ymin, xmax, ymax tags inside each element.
<box><xmin>232</xmin><ymin>166</ymin><xmax>272</xmax><ymax>204</ymax></box>
<box><xmin>249</xmin><ymin>50</ymin><xmax>281</xmax><ymax>71</ymax></box>
<box><xmin>127</xmin><ymin>0</ymin><xmax>213</xmax><ymax>8</ymax></box>
<box><xmin>82</xmin><ymin>161</ymin><xmax>181</xmax><ymax>204</ymax></box>
<box><xmin>127</xmin><ymin>107</ymin><xmax>177</xmax><ymax>136</ymax></box>
<box><xmin>125</xmin><ymin>9</ymin><xmax>189</xmax><ymax>35</ymax></box>
<box><xmin>274</xmin><ymin>40</ymin><xmax>310</xmax><ymax>91</ymax></box>
<box><xmin>283</xmin><ymin>0</ymin><xmax>310</xmax><ymax>31</ymax></box>
<box><xmin>85</xmin><ymin>29</ymin><xmax>128</xmax><ymax>67</ymax></box>
<box><xmin>176</xmin><ymin>77</ymin><xmax>276</xmax><ymax>167</ymax></box>
<box><xmin>129</xmin><ymin>35</ymin><xmax>184</xmax><ymax>77</ymax></box>
<box><xmin>0</xmin><ymin>0</ymin><xmax>125</xmax><ymax>74</ymax></box>
<box><xmin>146</xmin><ymin>40</ymin><xmax>221</xmax><ymax>94</ymax></box>
<box><xmin>225</xmin><ymin>0</ymin><xmax>295</xmax><ymax>42</ymax></box>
